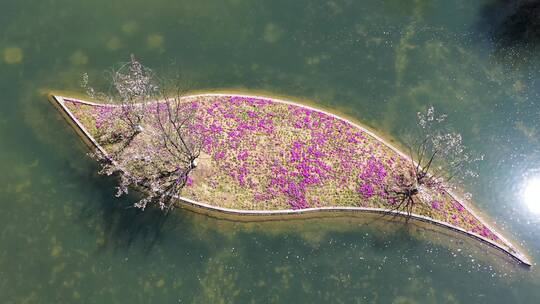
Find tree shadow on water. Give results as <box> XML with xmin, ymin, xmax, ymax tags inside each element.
<box><xmin>76</xmin><ymin>168</ymin><xmax>180</xmax><ymax>255</ymax></box>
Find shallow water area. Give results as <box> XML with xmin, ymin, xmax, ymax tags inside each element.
<box><xmin>2</xmin><ymin>0</ymin><xmax>540</xmax><ymax>303</ymax></box>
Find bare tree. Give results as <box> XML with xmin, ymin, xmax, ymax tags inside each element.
<box><xmin>113</xmin><ymin>55</ymin><xmax>158</xmax><ymax>134</ymax></box>
<box><xmin>82</xmin><ymin>54</ymin><xmax>157</xmax><ymax>137</ymax></box>
<box><xmin>85</xmin><ymin>57</ymin><xmax>200</xmax><ymax>211</ymax></box>
<box><xmin>382</xmin><ymin>106</ymin><xmax>483</xmax><ymax>220</ymax></box>
<box><xmin>130</xmin><ymin>83</ymin><xmax>202</xmax><ymax>211</ymax></box>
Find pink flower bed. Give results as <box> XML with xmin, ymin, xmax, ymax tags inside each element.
<box><xmin>64</xmin><ymin>95</ymin><xmax>501</xmax><ymax>244</ymax></box>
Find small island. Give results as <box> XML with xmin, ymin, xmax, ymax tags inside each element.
<box><xmin>49</xmin><ymin>93</ymin><xmax>531</xmax><ymax>266</ymax></box>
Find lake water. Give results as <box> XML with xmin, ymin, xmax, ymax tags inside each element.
<box><xmin>1</xmin><ymin>0</ymin><xmax>540</xmax><ymax>302</ymax></box>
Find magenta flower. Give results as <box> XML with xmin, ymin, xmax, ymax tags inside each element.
<box><xmin>238</xmin><ymin>150</ymin><xmax>249</xmax><ymax>161</ymax></box>
<box><xmin>453</xmin><ymin>201</ymin><xmax>465</xmax><ymax>212</ymax></box>
<box><xmin>358</xmin><ymin>183</ymin><xmax>375</xmax><ymax>199</ymax></box>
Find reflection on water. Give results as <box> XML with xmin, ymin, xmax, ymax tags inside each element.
<box><xmin>1</xmin><ymin>0</ymin><xmax>540</xmax><ymax>303</ymax></box>
<box><xmin>523</xmin><ymin>177</ymin><xmax>540</xmax><ymax>214</ymax></box>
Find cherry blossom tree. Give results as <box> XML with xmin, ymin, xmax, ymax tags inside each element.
<box><xmin>85</xmin><ymin>57</ymin><xmax>200</xmax><ymax>211</ymax></box>
<box><xmin>82</xmin><ymin>54</ymin><xmax>157</xmax><ymax>138</ymax></box>
<box><xmin>129</xmin><ymin>83</ymin><xmax>202</xmax><ymax>211</ymax></box>
<box><xmin>383</xmin><ymin>106</ymin><xmax>483</xmax><ymax>220</ymax></box>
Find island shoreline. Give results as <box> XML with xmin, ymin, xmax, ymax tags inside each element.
<box><xmin>47</xmin><ymin>93</ymin><xmax>532</xmax><ymax>267</ymax></box>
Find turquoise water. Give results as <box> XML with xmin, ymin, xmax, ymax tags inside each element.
<box><xmin>1</xmin><ymin>0</ymin><xmax>540</xmax><ymax>302</ymax></box>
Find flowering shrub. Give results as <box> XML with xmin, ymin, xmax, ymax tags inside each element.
<box><xmin>64</xmin><ymin>95</ymin><xmax>500</xmax><ymax>244</ymax></box>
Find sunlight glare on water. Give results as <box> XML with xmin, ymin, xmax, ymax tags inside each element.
<box><xmin>523</xmin><ymin>176</ymin><xmax>540</xmax><ymax>214</ymax></box>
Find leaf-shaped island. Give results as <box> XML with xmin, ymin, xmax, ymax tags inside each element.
<box><xmin>49</xmin><ymin>93</ymin><xmax>531</xmax><ymax>266</ymax></box>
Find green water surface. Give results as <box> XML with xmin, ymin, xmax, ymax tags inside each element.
<box><xmin>1</xmin><ymin>0</ymin><xmax>540</xmax><ymax>303</ymax></box>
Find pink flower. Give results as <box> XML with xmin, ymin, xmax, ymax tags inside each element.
<box><xmin>210</xmin><ymin>124</ymin><xmax>222</xmax><ymax>133</ymax></box>
<box><xmin>358</xmin><ymin>183</ymin><xmax>375</xmax><ymax>199</ymax></box>
<box><xmin>214</xmin><ymin>151</ymin><xmax>226</xmax><ymax>160</ymax></box>
<box><xmin>238</xmin><ymin>150</ymin><xmax>249</xmax><ymax>161</ymax></box>
<box><xmin>453</xmin><ymin>201</ymin><xmax>465</xmax><ymax>212</ymax></box>
<box><xmin>479</xmin><ymin>226</ymin><xmax>498</xmax><ymax>240</ymax></box>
